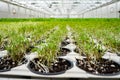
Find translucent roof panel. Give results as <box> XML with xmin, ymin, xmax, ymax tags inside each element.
<box><xmin>11</xmin><ymin>0</ymin><xmax>113</xmax><ymax>15</ymax></box>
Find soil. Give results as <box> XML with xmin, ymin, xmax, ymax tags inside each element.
<box><xmin>0</xmin><ymin>55</ymin><xmax>27</xmax><ymax>71</ymax></box>
<box><xmin>74</xmin><ymin>47</ymin><xmax>79</xmax><ymax>53</ymax></box>
<box><xmin>29</xmin><ymin>58</ymin><xmax>72</xmax><ymax>74</ymax></box>
<box><xmin>0</xmin><ymin>47</ymin><xmax>4</xmax><ymax>51</ymax></box>
<box><xmin>61</xmin><ymin>40</ymin><xmax>70</xmax><ymax>47</ymax></box>
<box><xmin>0</xmin><ymin>44</ymin><xmax>6</xmax><ymax>51</ymax></box>
<box><xmin>26</xmin><ymin>45</ymin><xmax>35</xmax><ymax>53</ymax></box>
<box><xmin>74</xmin><ymin>47</ymin><xmax>86</xmax><ymax>56</ymax></box>
<box><xmin>76</xmin><ymin>58</ymin><xmax>120</xmax><ymax>74</ymax></box>
<box><xmin>36</xmin><ymin>39</ymin><xmax>46</xmax><ymax>44</ymax></box>
<box><xmin>117</xmin><ymin>52</ymin><xmax>120</xmax><ymax>56</ymax></box>
<box><xmin>57</xmin><ymin>48</ymin><xmax>71</xmax><ymax>56</ymax></box>
<box><xmin>117</xmin><ymin>54</ymin><xmax>120</xmax><ymax>56</ymax></box>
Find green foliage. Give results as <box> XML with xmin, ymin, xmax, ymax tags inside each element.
<box><xmin>71</xmin><ymin>19</ymin><xmax>120</xmax><ymax>60</ymax></box>
<box><xmin>0</xmin><ymin>18</ymin><xmax>120</xmax><ymax>65</ymax></box>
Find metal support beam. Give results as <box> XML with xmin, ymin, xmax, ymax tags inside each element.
<box><xmin>0</xmin><ymin>0</ymin><xmax>50</xmax><ymax>17</ymax></box>
<box><xmin>79</xmin><ymin>0</ymin><xmax>120</xmax><ymax>15</ymax></box>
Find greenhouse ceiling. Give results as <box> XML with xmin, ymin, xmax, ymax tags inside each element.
<box><xmin>9</xmin><ymin>0</ymin><xmax>113</xmax><ymax>15</ymax></box>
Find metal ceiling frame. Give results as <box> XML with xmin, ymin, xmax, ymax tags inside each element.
<box><xmin>1</xmin><ymin>0</ymin><xmax>116</xmax><ymax>16</ymax></box>
<box><xmin>79</xmin><ymin>0</ymin><xmax>120</xmax><ymax>15</ymax></box>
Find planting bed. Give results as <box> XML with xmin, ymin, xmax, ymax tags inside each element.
<box><xmin>0</xmin><ymin>19</ymin><xmax>120</xmax><ymax>79</ymax></box>
<box><xmin>0</xmin><ymin>55</ymin><xmax>27</xmax><ymax>72</ymax></box>
<box><xmin>76</xmin><ymin>58</ymin><xmax>120</xmax><ymax>75</ymax></box>
<box><xmin>28</xmin><ymin>58</ymin><xmax>72</xmax><ymax>75</ymax></box>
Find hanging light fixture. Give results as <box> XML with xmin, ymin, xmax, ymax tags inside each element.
<box><xmin>95</xmin><ymin>1</ymin><xmax>102</xmax><ymax>4</ymax></box>
<box><xmin>73</xmin><ymin>2</ymin><xmax>80</xmax><ymax>4</ymax></box>
<box><xmin>31</xmin><ymin>3</ymin><xmax>36</xmax><ymax>5</ymax></box>
<box><xmin>52</xmin><ymin>2</ymin><xmax>59</xmax><ymax>4</ymax></box>
<box><xmin>12</xmin><ymin>8</ymin><xmax>16</xmax><ymax>14</ymax></box>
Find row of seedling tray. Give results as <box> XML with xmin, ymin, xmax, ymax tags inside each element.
<box><xmin>0</xmin><ymin>26</ymin><xmax>120</xmax><ymax>78</ymax></box>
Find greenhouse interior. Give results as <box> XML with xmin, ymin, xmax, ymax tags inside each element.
<box><xmin>0</xmin><ymin>0</ymin><xmax>120</xmax><ymax>80</ymax></box>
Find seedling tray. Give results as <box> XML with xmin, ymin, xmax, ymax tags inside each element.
<box><xmin>0</xmin><ymin>51</ymin><xmax>120</xmax><ymax>79</ymax></box>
